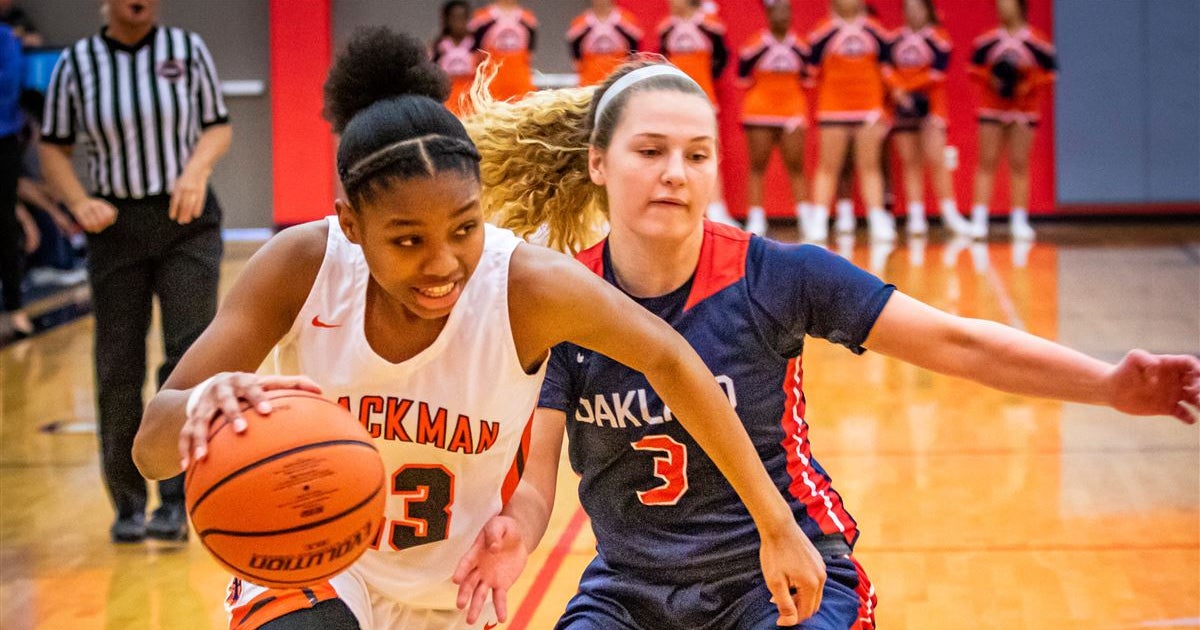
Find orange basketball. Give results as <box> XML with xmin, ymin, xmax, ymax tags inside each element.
<box><xmin>185</xmin><ymin>389</ymin><xmax>385</xmax><ymax>589</ymax></box>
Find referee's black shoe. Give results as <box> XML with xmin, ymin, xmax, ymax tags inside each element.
<box><xmin>146</xmin><ymin>504</ymin><xmax>188</xmax><ymax>541</ymax></box>
<box><xmin>110</xmin><ymin>513</ymin><xmax>146</xmax><ymax>543</ymax></box>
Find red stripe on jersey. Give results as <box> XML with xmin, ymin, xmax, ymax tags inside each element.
<box><xmin>777</xmin><ymin>357</ymin><xmax>859</xmax><ymax>543</ymax></box>
<box><xmin>683</xmin><ymin>221</ymin><xmax>749</xmax><ymax>311</ymax></box>
<box><xmin>577</xmin><ymin>238</ymin><xmax>605</xmax><ymax>275</ymax></box>
<box><xmin>576</xmin><ymin>221</ymin><xmax>748</xmax><ymax>313</ymax></box>
<box><xmin>500</xmin><ymin>414</ymin><xmax>534</xmax><ymax>505</ymax></box>
<box><xmin>849</xmin><ymin>556</ymin><xmax>878</xmax><ymax>629</ymax></box>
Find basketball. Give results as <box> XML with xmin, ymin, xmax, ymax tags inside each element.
<box><xmin>185</xmin><ymin>389</ymin><xmax>386</xmax><ymax>589</ymax></box>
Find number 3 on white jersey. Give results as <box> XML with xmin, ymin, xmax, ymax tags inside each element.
<box><xmin>632</xmin><ymin>435</ymin><xmax>689</xmax><ymax>505</ymax></box>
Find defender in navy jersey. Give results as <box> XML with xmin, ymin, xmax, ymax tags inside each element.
<box><xmin>542</xmin><ymin>223</ymin><xmax>890</xmax><ymax>579</ymax></box>
<box><xmin>463</xmin><ymin>59</ymin><xmax>1199</xmax><ymax>630</ymax></box>
<box><xmin>540</xmin><ymin>224</ymin><xmax>885</xmax><ymax>629</ymax></box>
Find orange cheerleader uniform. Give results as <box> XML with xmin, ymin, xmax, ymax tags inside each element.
<box><xmin>431</xmin><ymin>35</ymin><xmax>480</xmax><ymax>116</ymax></box>
<box><xmin>656</xmin><ymin>12</ymin><xmax>729</xmax><ymax>103</ymax></box>
<box><xmin>884</xmin><ymin>25</ymin><xmax>951</xmax><ymax>131</ymax></box>
<box><xmin>970</xmin><ymin>26</ymin><xmax>1057</xmax><ymax>126</ymax></box>
<box><xmin>567</xmin><ymin>7</ymin><xmax>643</xmax><ymax>87</ymax></box>
<box><xmin>737</xmin><ymin>29</ymin><xmax>810</xmax><ymax>131</ymax></box>
<box><xmin>469</xmin><ymin>4</ymin><xmax>538</xmax><ymax>101</ymax></box>
<box><xmin>807</xmin><ymin>15</ymin><xmax>891</xmax><ymax>125</ymax></box>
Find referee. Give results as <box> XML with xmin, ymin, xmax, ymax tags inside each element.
<box><xmin>39</xmin><ymin>0</ymin><xmax>231</xmax><ymax>544</ymax></box>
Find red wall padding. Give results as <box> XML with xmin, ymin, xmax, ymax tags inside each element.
<box><xmin>619</xmin><ymin>0</ymin><xmax>1055</xmax><ymax>218</ymax></box>
<box><xmin>270</xmin><ymin>0</ymin><xmax>335</xmax><ymax>226</ymax></box>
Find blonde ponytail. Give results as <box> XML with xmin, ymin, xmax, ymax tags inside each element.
<box><xmin>463</xmin><ymin>76</ymin><xmax>608</xmax><ymax>253</ymax></box>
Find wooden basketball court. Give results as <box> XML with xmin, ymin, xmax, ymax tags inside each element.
<box><xmin>2</xmin><ymin>222</ymin><xmax>1197</xmax><ymax>629</ymax></box>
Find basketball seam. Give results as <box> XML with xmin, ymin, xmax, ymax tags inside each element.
<box><xmin>188</xmin><ymin>439</ymin><xmax>378</xmax><ymax>513</ymax></box>
<box><xmin>198</xmin><ymin>482</ymin><xmax>384</xmax><ymax>587</ymax></box>
<box><xmin>197</xmin><ymin>480</ymin><xmax>382</xmax><ymax>539</ymax></box>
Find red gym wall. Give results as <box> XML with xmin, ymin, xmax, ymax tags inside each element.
<box><xmin>621</xmin><ymin>0</ymin><xmax>1055</xmax><ymax>219</ymax></box>
<box><xmin>269</xmin><ymin>0</ymin><xmax>334</xmax><ymax>227</ymax></box>
<box><xmin>269</xmin><ymin>0</ymin><xmax>1054</xmax><ymax>225</ymax></box>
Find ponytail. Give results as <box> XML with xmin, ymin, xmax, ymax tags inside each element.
<box><xmin>464</xmin><ymin>78</ymin><xmax>607</xmax><ymax>253</ymax></box>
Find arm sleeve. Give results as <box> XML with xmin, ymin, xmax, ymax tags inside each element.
<box><xmin>737</xmin><ymin>40</ymin><xmax>766</xmax><ymax>80</ymax></box>
<box><xmin>40</xmin><ymin>49</ymin><xmax>77</xmax><ymax>145</ymax></box>
<box><xmin>968</xmin><ymin>37</ymin><xmax>995</xmax><ymax>87</ymax></box>
<box><xmin>537</xmin><ymin>344</ymin><xmax>577</xmax><ymax>412</ymax></box>
<box><xmin>524</xmin><ymin>17</ymin><xmax>537</xmax><ymax>53</ymax></box>
<box><xmin>707</xmin><ymin>27</ymin><xmax>729</xmax><ymax>78</ymax></box>
<box><xmin>617</xmin><ymin>13</ymin><xmax>644</xmax><ymax>51</ymax></box>
<box><xmin>470</xmin><ymin>15</ymin><xmax>496</xmax><ymax>50</ymax></box>
<box><xmin>931</xmin><ymin>36</ymin><xmax>951</xmax><ymax>75</ymax></box>
<box><xmin>190</xmin><ymin>33</ymin><xmax>230</xmax><ymax>128</ymax></box>
<box><xmin>565</xmin><ymin>18</ymin><xmax>587</xmax><ymax>61</ymax></box>
<box><xmin>1025</xmin><ymin>36</ymin><xmax>1057</xmax><ymax>83</ymax></box>
<box><xmin>870</xmin><ymin>24</ymin><xmax>893</xmax><ymax>66</ymax></box>
<box><xmin>657</xmin><ymin>22</ymin><xmax>671</xmax><ymax>55</ymax></box>
<box><xmin>807</xmin><ymin>25</ymin><xmax>835</xmax><ymax>69</ymax></box>
<box><xmin>746</xmin><ymin>239</ymin><xmax>895</xmax><ymax>356</ymax></box>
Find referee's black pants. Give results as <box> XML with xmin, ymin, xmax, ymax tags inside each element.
<box><xmin>87</xmin><ymin>190</ymin><xmax>222</xmax><ymax>520</ymax></box>
<box><xmin>0</xmin><ymin>134</ymin><xmax>23</xmax><ymax>313</ymax></box>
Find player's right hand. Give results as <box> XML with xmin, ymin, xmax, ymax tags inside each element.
<box><xmin>179</xmin><ymin>373</ymin><xmax>322</xmax><ymax>470</ymax></box>
<box><xmin>759</xmin><ymin>520</ymin><xmax>826</xmax><ymax>625</ymax></box>
<box><xmin>68</xmin><ymin>197</ymin><xmax>118</xmax><ymax>233</ymax></box>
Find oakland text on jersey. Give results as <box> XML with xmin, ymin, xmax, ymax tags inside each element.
<box><xmin>573</xmin><ymin>375</ymin><xmax>736</xmax><ymax>428</ymax></box>
<box><xmin>337</xmin><ymin>395</ymin><xmax>500</xmax><ymax>455</ymax></box>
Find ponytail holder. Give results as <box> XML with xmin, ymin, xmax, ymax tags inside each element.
<box><xmin>594</xmin><ymin>65</ymin><xmax>704</xmax><ymax>126</ymax></box>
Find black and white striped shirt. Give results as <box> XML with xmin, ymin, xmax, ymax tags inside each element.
<box><xmin>41</xmin><ymin>26</ymin><xmax>229</xmax><ymax>200</ymax></box>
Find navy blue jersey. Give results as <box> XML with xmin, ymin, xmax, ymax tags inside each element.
<box><xmin>539</xmin><ymin>222</ymin><xmax>895</xmax><ymax>582</ymax></box>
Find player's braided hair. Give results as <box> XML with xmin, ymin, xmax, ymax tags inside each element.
<box><xmin>463</xmin><ymin>57</ymin><xmax>708</xmax><ymax>253</ymax></box>
<box><xmin>323</xmin><ymin>27</ymin><xmax>480</xmax><ymax>206</ymax></box>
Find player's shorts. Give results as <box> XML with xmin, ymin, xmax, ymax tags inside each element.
<box><xmin>226</xmin><ymin>568</ymin><xmax>497</xmax><ymax>630</ymax></box>
<box><xmin>554</xmin><ymin>553</ymin><xmax>876</xmax><ymax>630</ymax></box>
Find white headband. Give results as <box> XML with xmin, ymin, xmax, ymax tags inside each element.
<box><xmin>593</xmin><ymin>65</ymin><xmax>704</xmax><ymax>126</ymax></box>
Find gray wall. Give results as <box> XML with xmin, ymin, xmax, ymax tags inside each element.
<box><xmin>1055</xmin><ymin>0</ymin><xmax>1200</xmax><ymax>205</ymax></box>
<box><xmin>25</xmin><ymin>0</ymin><xmax>273</xmax><ymax>229</ymax></box>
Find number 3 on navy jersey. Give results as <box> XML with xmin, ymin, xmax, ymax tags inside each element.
<box><xmin>632</xmin><ymin>435</ymin><xmax>689</xmax><ymax>505</ymax></box>
<box><xmin>369</xmin><ymin>464</ymin><xmax>455</xmax><ymax>551</ymax></box>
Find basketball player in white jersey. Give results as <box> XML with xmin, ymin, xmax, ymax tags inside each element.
<box><xmin>133</xmin><ymin>28</ymin><xmax>826</xmax><ymax>630</ymax></box>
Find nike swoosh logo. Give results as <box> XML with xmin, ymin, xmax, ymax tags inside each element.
<box><xmin>484</xmin><ymin>624</ymin><xmax>498</xmax><ymax>630</ymax></box>
<box><xmin>311</xmin><ymin>315</ymin><xmax>340</xmax><ymax>328</ymax></box>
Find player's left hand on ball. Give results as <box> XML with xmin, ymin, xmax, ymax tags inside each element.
<box><xmin>1107</xmin><ymin>350</ymin><xmax>1200</xmax><ymax>424</ymax></box>
<box><xmin>179</xmin><ymin>373</ymin><xmax>322</xmax><ymax>470</ymax></box>
<box><xmin>760</xmin><ymin>521</ymin><xmax>826</xmax><ymax>626</ymax></box>
<box><xmin>451</xmin><ymin>515</ymin><xmax>528</xmax><ymax>624</ymax></box>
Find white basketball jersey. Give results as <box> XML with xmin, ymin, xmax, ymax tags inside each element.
<box><xmin>272</xmin><ymin>217</ymin><xmax>546</xmax><ymax>609</ymax></box>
